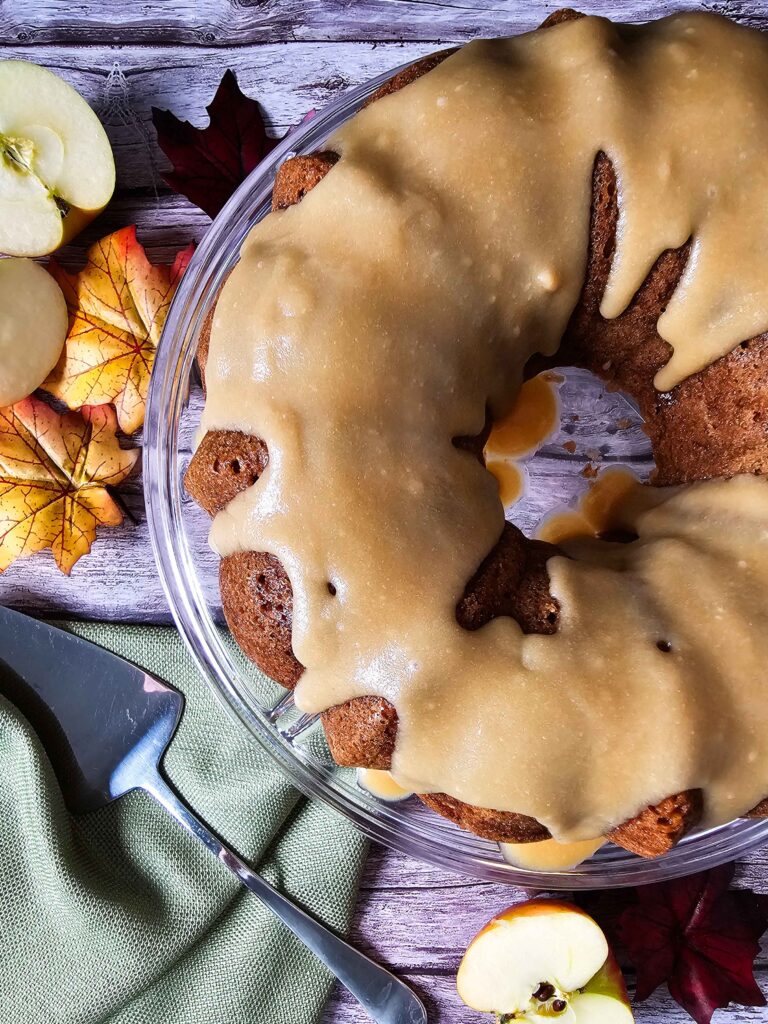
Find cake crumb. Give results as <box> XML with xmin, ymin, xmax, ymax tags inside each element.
<box><xmin>562</xmin><ymin>440</ymin><xmax>577</xmax><ymax>453</ymax></box>
<box><xmin>582</xmin><ymin>463</ymin><xmax>599</xmax><ymax>479</ymax></box>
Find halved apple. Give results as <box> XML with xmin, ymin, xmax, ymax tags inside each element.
<box><xmin>457</xmin><ymin>900</ymin><xmax>634</xmax><ymax>1022</ymax></box>
<box><xmin>0</xmin><ymin>60</ymin><xmax>115</xmax><ymax>257</ymax></box>
<box><xmin>0</xmin><ymin>258</ymin><xmax>68</xmax><ymax>407</ymax></box>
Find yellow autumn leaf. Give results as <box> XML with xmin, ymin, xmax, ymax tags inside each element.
<box><xmin>0</xmin><ymin>397</ymin><xmax>138</xmax><ymax>574</ymax></box>
<box><xmin>43</xmin><ymin>225</ymin><xmax>194</xmax><ymax>434</ymax></box>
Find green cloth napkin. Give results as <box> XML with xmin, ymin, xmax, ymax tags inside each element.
<box><xmin>0</xmin><ymin>622</ymin><xmax>368</xmax><ymax>1024</ymax></box>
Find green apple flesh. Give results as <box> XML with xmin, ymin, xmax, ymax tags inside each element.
<box><xmin>456</xmin><ymin>900</ymin><xmax>634</xmax><ymax>1022</ymax></box>
<box><xmin>0</xmin><ymin>60</ymin><xmax>115</xmax><ymax>257</ymax></box>
<box><xmin>0</xmin><ymin>258</ymin><xmax>68</xmax><ymax>407</ymax></box>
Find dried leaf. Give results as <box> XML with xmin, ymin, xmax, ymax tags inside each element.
<box><xmin>43</xmin><ymin>226</ymin><xmax>194</xmax><ymax>434</ymax></box>
<box><xmin>152</xmin><ymin>69</ymin><xmax>278</xmax><ymax>218</ymax></box>
<box><xmin>0</xmin><ymin>397</ymin><xmax>138</xmax><ymax>574</ymax></box>
<box><xmin>618</xmin><ymin>863</ymin><xmax>768</xmax><ymax>1024</ymax></box>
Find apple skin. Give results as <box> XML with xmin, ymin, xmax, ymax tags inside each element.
<box><xmin>457</xmin><ymin>899</ymin><xmax>634</xmax><ymax>1021</ymax></box>
<box><xmin>0</xmin><ymin>60</ymin><xmax>115</xmax><ymax>257</ymax></box>
<box><xmin>586</xmin><ymin>947</ymin><xmax>631</xmax><ymax>1006</ymax></box>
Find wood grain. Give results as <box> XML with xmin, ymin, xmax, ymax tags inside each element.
<box><xmin>323</xmin><ymin>845</ymin><xmax>768</xmax><ymax>1022</ymax></box>
<box><xmin>3</xmin><ymin>4</ymin><xmax>768</xmax><ymax>1022</ymax></box>
<box><xmin>4</xmin><ymin>0</ymin><xmax>768</xmax><ymax>46</ymax></box>
<box><xmin>325</xmin><ymin>968</ymin><xmax>768</xmax><ymax>1023</ymax></box>
<box><xmin>0</xmin><ymin>42</ymin><xmax>437</xmax><ymax>192</ymax></box>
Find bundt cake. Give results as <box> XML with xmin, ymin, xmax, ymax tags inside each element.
<box><xmin>185</xmin><ymin>9</ymin><xmax>768</xmax><ymax>859</ymax></box>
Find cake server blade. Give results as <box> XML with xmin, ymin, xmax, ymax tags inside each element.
<box><xmin>0</xmin><ymin>605</ymin><xmax>427</xmax><ymax>1024</ymax></box>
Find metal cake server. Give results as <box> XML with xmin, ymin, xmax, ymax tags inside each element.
<box><xmin>0</xmin><ymin>605</ymin><xmax>427</xmax><ymax>1024</ymax></box>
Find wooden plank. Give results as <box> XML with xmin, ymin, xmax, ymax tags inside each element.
<box><xmin>3</xmin><ymin>9</ymin><xmax>768</xmax><ymax>1024</ymax></box>
<box><xmin>321</xmin><ymin>842</ymin><xmax>768</xmax><ymax>1021</ymax></box>
<box><xmin>346</xmin><ymin>844</ymin><xmax>768</xmax><ymax>973</ymax></box>
<box><xmin>0</xmin><ymin>42</ymin><xmax>438</xmax><ymax>193</ymax></box>
<box><xmin>4</xmin><ymin>0</ymin><xmax>768</xmax><ymax>47</ymax></box>
<box><xmin>58</xmin><ymin>194</ymin><xmax>210</xmax><ymax>267</ymax></box>
<box><xmin>324</xmin><ymin>965</ymin><xmax>768</xmax><ymax>1023</ymax></box>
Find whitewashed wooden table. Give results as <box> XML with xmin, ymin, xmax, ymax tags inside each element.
<box><xmin>3</xmin><ymin>1</ymin><xmax>768</xmax><ymax>1021</ymax></box>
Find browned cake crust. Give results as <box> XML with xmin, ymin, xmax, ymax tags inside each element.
<box><xmin>456</xmin><ymin>525</ymin><xmax>560</xmax><ymax>635</ymax></box>
<box><xmin>606</xmin><ymin>791</ymin><xmax>704</xmax><ymax>858</ymax></box>
<box><xmin>185</xmin><ymin>431</ymin><xmax>268</xmax><ymax>517</ymax></box>
<box><xmin>419</xmin><ymin>793</ymin><xmax>550</xmax><ymax>843</ymax></box>
<box><xmin>746</xmin><ymin>798</ymin><xmax>768</xmax><ymax>818</ymax></box>
<box><xmin>185</xmin><ymin>10</ymin><xmax>768</xmax><ymax>855</ymax></box>
<box><xmin>364</xmin><ymin>51</ymin><xmax>457</xmax><ymax>108</ymax></box>
<box><xmin>323</xmin><ymin>695</ymin><xmax>399</xmax><ymax>769</ymax></box>
<box><xmin>556</xmin><ymin>153</ymin><xmax>768</xmax><ymax>485</ymax></box>
<box><xmin>219</xmin><ymin>551</ymin><xmax>303</xmax><ymax>688</ymax></box>
<box><xmin>272</xmin><ymin>151</ymin><xmax>339</xmax><ymax>210</ymax></box>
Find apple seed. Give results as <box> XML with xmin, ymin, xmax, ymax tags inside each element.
<box><xmin>532</xmin><ymin>982</ymin><xmax>555</xmax><ymax>1001</ymax></box>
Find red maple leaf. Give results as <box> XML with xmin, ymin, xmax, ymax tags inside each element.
<box><xmin>617</xmin><ymin>863</ymin><xmax>768</xmax><ymax>1024</ymax></box>
<box><xmin>152</xmin><ymin>70</ymin><xmax>278</xmax><ymax>218</ymax></box>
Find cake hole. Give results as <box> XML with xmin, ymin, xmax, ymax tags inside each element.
<box><xmin>656</xmin><ymin>639</ymin><xmax>673</xmax><ymax>653</ymax></box>
<box><xmin>598</xmin><ymin>528</ymin><xmax>639</xmax><ymax>543</ymax></box>
<box><xmin>658</xmin><ymin>816</ymin><xmax>672</xmax><ymax>827</ymax></box>
<box><xmin>546</xmin><ymin>610</ymin><xmax>558</xmax><ymax>624</ymax></box>
<box><xmin>327</xmin><ymin>581</ymin><xmax>337</xmax><ymax>596</ymax></box>
<box><xmin>213</xmin><ymin>458</ymin><xmax>221</xmax><ymax>472</ymax></box>
<box><xmin>231</xmin><ymin>458</ymin><xmax>241</xmax><ymax>474</ymax></box>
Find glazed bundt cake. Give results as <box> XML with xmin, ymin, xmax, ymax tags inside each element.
<box><xmin>186</xmin><ymin>9</ymin><xmax>768</xmax><ymax>859</ymax></box>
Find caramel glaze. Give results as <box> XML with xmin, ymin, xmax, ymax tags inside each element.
<box><xmin>198</xmin><ymin>13</ymin><xmax>768</xmax><ymax>843</ymax></box>
<box><xmin>485</xmin><ymin>373</ymin><xmax>561</xmax><ymax>507</ymax></box>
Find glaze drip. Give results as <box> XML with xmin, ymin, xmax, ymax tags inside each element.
<box><xmin>201</xmin><ymin>14</ymin><xmax>768</xmax><ymax>839</ymax></box>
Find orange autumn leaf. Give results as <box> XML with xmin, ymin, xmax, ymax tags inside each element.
<box><xmin>0</xmin><ymin>397</ymin><xmax>139</xmax><ymax>574</ymax></box>
<box><xmin>44</xmin><ymin>226</ymin><xmax>194</xmax><ymax>434</ymax></box>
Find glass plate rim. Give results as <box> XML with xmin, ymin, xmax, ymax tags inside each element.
<box><xmin>144</xmin><ymin>58</ymin><xmax>768</xmax><ymax>888</ymax></box>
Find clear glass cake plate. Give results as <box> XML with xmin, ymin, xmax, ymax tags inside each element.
<box><xmin>144</xmin><ymin>59</ymin><xmax>768</xmax><ymax>888</ymax></box>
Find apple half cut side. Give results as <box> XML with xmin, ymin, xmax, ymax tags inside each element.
<box><xmin>0</xmin><ymin>258</ymin><xmax>68</xmax><ymax>408</ymax></box>
<box><xmin>0</xmin><ymin>60</ymin><xmax>115</xmax><ymax>257</ymax></box>
<box><xmin>457</xmin><ymin>900</ymin><xmax>634</xmax><ymax>1022</ymax></box>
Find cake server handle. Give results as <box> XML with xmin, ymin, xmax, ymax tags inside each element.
<box><xmin>143</xmin><ymin>771</ymin><xmax>428</xmax><ymax>1024</ymax></box>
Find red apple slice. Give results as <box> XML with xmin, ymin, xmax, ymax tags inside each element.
<box><xmin>457</xmin><ymin>900</ymin><xmax>633</xmax><ymax>1021</ymax></box>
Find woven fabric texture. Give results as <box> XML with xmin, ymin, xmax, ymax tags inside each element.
<box><xmin>0</xmin><ymin>622</ymin><xmax>368</xmax><ymax>1024</ymax></box>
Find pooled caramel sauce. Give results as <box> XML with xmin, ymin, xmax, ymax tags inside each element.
<box><xmin>357</xmin><ymin>768</ymin><xmax>413</xmax><ymax>802</ymax></box>
<box><xmin>486</xmin><ymin>375</ymin><xmax>561</xmax><ymax>460</ymax></box>
<box><xmin>538</xmin><ymin>467</ymin><xmax>639</xmax><ymax>544</ymax></box>
<box><xmin>485</xmin><ymin>457</ymin><xmax>525</xmax><ymax>508</ymax></box>
<box><xmin>203</xmin><ymin>14</ymin><xmax>768</xmax><ymax>840</ymax></box>
<box><xmin>500</xmin><ymin>836</ymin><xmax>606</xmax><ymax>872</ymax></box>
<box><xmin>485</xmin><ymin>373</ymin><xmax>561</xmax><ymax>507</ymax></box>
